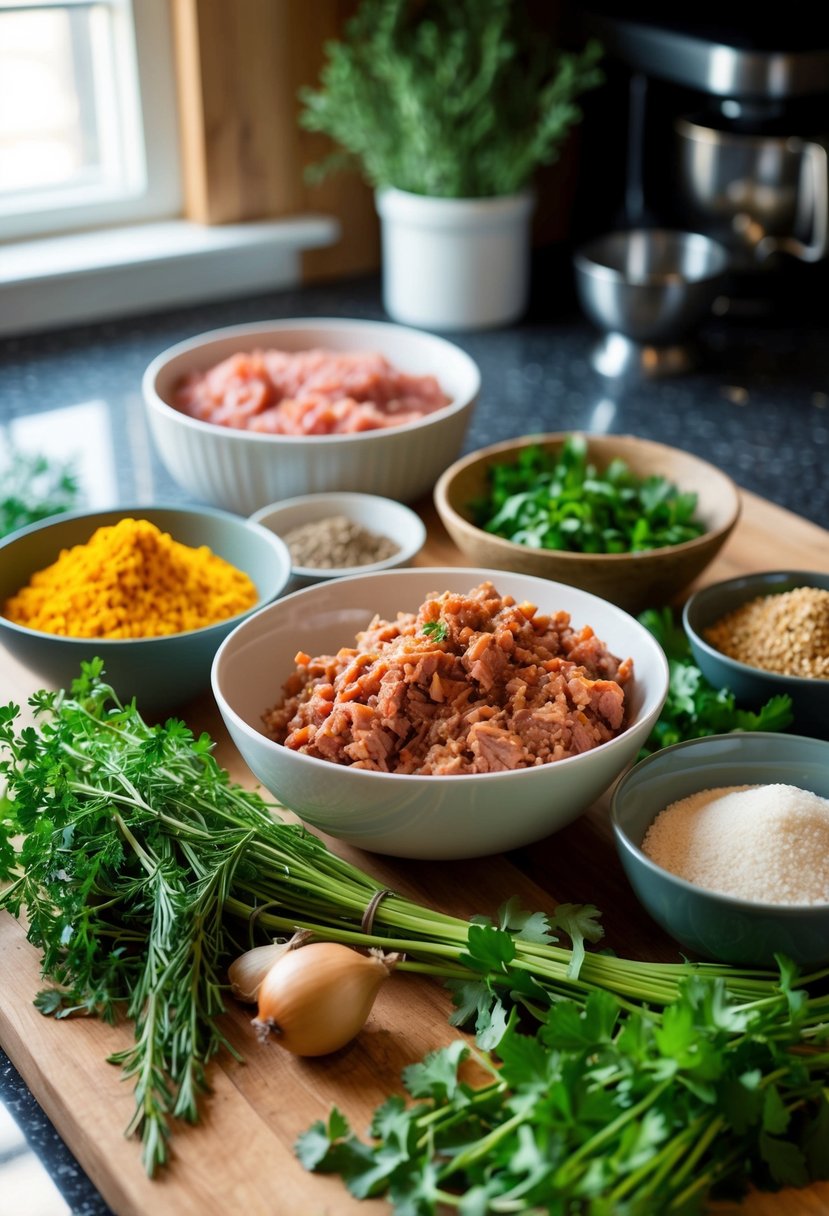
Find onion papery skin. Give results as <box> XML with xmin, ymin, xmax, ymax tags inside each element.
<box><xmin>252</xmin><ymin>942</ymin><xmax>399</xmax><ymax>1056</ymax></box>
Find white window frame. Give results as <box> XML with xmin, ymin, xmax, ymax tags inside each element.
<box><xmin>0</xmin><ymin>0</ymin><xmax>182</xmax><ymax>240</ymax></box>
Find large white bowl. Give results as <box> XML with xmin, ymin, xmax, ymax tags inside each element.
<box><xmin>142</xmin><ymin>318</ymin><xmax>481</xmax><ymax>515</ymax></box>
<box><xmin>211</xmin><ymin>568</ymin><xmax>669</xmax><ymax>859</ymax></box>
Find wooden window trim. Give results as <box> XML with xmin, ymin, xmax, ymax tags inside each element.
<box><xmin>170</xmin><ymin>0</ymin><xmax>380</xmax><ymax>280</ymax></box>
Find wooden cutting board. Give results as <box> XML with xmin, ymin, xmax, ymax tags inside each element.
<box><xmin>1</xmin><ymin>489</ymin><xmax>828</xmax><ymax>1216</ymax></box>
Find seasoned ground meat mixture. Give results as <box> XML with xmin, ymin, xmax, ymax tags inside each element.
<box><xmin>262</xmin><ymin>582</ymin><xmax>633</xmax><ymax>775</ymax></box>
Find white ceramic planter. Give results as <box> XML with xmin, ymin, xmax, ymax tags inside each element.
<box><xmin>375</xmin><ymin>187</ymin><xmax>535</xmax><ymax>331</ymax></box>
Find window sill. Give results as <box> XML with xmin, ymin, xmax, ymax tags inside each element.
<box><xmin>0</xmin><ymin>215</ymin><xmax>340</xmax><ymax>338</ymax></box>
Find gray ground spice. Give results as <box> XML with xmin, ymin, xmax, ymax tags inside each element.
<box><xmin>283</xmin><ymin>514</ymin><xmax>399</xmax><ymax>569</ymax></box>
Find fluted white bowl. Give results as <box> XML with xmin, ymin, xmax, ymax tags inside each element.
<box><xmin>142</xmin><ymin>318</ymin><xmax>481</xmax><ymax>515</ymax></box>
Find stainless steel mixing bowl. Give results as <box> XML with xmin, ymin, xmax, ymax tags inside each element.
<box><xmin>573</xmin><ymin>229</ymin><xmax>730</xmax><ymax>376</ymax></box>
<box><xmin>675</xmin><ymin>119</ymin><xmax>829</xmax><ymax>269</ymax></box>
<box><xmin>574</xmin><ymin>228</ymin><xmax>730</xmax><ymax>345</ymax></box>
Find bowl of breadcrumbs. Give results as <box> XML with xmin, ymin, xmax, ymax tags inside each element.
<box><xmin>683</xmin><ymin>570</ymin><xmax>829</xmax><ymax>740</ymax></box>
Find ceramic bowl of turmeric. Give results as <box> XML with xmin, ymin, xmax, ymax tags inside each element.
<box><xmin>0</xmin><ymin>505</ymin><xmax>291</xmax><ymax>715</ymax></box>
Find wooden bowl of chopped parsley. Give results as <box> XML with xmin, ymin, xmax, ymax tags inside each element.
<box><xmin>433</xmin><ymin>433</ymin><xmax>741</xmax><ymax>615</ymax></box>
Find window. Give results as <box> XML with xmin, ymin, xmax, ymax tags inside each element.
<box><xmin>0</xmin><ymin>2</ymin><xmax>349</xmax><ymax>335</ymax></box>
<box><xmin>0</xmin><ymin>0</ymin><xmax>181</xmax><ymax>240</ymax></box>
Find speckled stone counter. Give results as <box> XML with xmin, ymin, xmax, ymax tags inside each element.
<box><xmin>0</xmin><ymin>265</ymin><xmax>827</xmax><ymax>1215</ymax></box>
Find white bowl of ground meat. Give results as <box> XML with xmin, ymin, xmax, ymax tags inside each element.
<box><xmin>211</xmin><ymin>568</ymin><xmax>670</xmax><ymax>859</ymax></box>
<box><xmin>142</xmin><ymin>318</ymin><xmax>481</xmax><ymax>515</ymax></box>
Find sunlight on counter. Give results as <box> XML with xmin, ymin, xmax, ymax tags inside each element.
<box><xmin>0</xmin><ymin>1100</ymin><xmax>70</xmax><ymax>1216</ymax></box>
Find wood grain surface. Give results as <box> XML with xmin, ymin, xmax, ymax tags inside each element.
<box><xmin>170</xmin><ymin>0</ymin><xmax>382</xmax><ymax>281</ymax></box>
<box><xmin>1</xmin><ymin>489</ymin><xmax>828</xmax><ymax>1216</ymax></box>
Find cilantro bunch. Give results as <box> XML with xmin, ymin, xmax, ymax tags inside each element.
<box><xmin>637</xmin><ymin>607</ymin><xmax>793</xmax><ymax>757</ymax></box>
<box><xmin>472</xmin><ymin>436</ymin><xmax>706</xmax><ymax>555</ymax></box>
<box><xmin>300</xmin><ymin>965</ymin><xmax>829</xmax><ymax>1213</ymax></box>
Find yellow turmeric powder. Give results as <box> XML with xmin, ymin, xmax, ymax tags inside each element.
<box><xmin>3</xmin><ymin>518</ymin><xmax>258</xmax><ymax>638</ymax></box>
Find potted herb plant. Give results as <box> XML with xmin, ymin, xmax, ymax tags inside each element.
<box><xmin>299</xmin><ymin>0</ymin><xmax>602</xmax><ymax>330</ymax></box>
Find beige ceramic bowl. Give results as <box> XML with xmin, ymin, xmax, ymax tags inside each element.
<box><xmin>434</xmin><ymin>433</ymin><xmax>741</xmax><ymax>615</ymax></box>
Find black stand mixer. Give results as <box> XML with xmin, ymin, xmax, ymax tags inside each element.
<box><xmin>570</xmin><ymin>5</ymin><xmax>829</xmax><ymax>357</ymax></box>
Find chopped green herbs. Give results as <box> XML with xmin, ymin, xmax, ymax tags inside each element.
<box><xmin>637</xmin><ymin>606</ymin><xmax>793</xmax><ymax>757</ymax></box>
<box><xmin>472</xmin><ymin>435</ymin><xmax>706</xmax><ymax>554</ymax></box>
<box><xmin>422</xmin><ymin>619</ymin><xmax>449</xmax><ymax>642</ymax></box>
<box><xmin>0</xmin><ymin>445</ymin><xmax>79</xmax><ymax>538</ymax></box>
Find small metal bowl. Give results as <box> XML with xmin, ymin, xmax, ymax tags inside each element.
<box><xmin>574</xmin><ymin>229</ymin><xmax>730</xmax><ymax>376</ymax></box>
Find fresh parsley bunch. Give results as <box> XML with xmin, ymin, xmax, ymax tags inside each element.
<box><xmin>299</xmin><ymin>962</ymin><xmax>829</xmax><ymax>1212</ymax></box>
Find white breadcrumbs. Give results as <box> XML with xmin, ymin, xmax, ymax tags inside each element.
<box><xmin>641</xmin><ymin>783</ymin><xmax>829</xmax><ymax>905</ymax></box>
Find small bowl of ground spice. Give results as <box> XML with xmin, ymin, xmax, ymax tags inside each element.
<box><xmin>249</xmin><ymin>492</ymin><xmax>426</xmax><ymax>589</ymax></box>
<box><xmin>683</xmin><ymin>570</ymin><xmax>829</xmax><ymax>740</ymax></box>
<box><xmin>0</xmin><ymin>505</ymin><xmax>291</xmax><ymax>714</ymax></box>
<box><xmin>611</xmin><ymin>731</ymin><xmax>829</xmax><ymax>967</ymax></box>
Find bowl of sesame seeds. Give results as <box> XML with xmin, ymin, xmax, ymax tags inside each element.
<box><xmin>682</xmin><ymin>570</ymin><xmax>829</xmax><ymax>740</ymax></box>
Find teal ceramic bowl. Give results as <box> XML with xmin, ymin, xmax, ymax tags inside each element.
<box><xmin>611</xmin><ymin>732</ymin><xmax>829</xmax><ymax>968</ymax></box>
<box><xmin>683</xmin><ymin>570</ymin><xmax>829</xmax><ymax>740</ymax></box>
<box><xmin>0</xmin><ymin>505</ymin><xmax>291</xmax><ymax>715</ymax></box>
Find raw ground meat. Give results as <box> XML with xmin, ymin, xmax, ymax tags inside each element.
<box><xmin>262</xmin><ymin>581</ymin><xmax>633</xmax><ymax>775</ymax></box>
<box><xmin>173</xmin><ymin>348</ymin><xmax>450</xmax><ymax>435</ymax></box>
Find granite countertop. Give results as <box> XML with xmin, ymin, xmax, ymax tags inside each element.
<box><xmin>1</xmin><ymin>266</ymin><xmax>828</xmax><ymax>1215</ymax></box>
